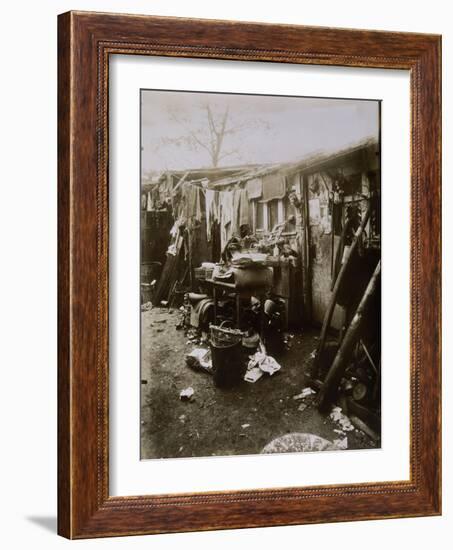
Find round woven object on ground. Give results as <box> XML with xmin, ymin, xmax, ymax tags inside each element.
<box><xmin>261</xmin><ymin>433</ymin><xmax>334</xmax><ymax>454</ymax></box>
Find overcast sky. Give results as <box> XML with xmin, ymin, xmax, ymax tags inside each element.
<box><xmin>141</xmin><ymin>89</ymin><xmax>379</xmax><ymax>174</ymax></box>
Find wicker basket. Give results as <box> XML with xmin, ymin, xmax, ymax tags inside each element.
<box><xmin>210</xmin><ymin>322</ymin><xmax>244</xmax><ymax>347</ymax></box>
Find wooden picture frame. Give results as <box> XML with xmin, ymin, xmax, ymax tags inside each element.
<box><xmin>58</xmin><ymin>11</ymin><xmax>441</xmax><ymax>539</ymax></box>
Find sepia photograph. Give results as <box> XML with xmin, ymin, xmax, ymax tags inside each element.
<box><xmin>140</xmin><ymin>89</ymin><xmax>381</xmax><ymax>460</ymax></box>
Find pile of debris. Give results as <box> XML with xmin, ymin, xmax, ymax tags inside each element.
<box><xmin>184</xmin><ymin>333</ymin><xmax>282</xmax><ymax>389</ymax></box>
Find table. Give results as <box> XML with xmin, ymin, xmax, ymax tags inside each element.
<box><xmin>204</xmin><ymin>278</ymin><xmax>271</xmax><ymax>332</ymax></box>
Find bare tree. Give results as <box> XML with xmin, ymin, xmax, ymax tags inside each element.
<box><xmin>157</xmin><ymin>101</ymin><xmax>270</xmax><ymax>168</ymax></box>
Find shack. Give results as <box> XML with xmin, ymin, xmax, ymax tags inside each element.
<box><xmin>141</xmin><ymin>138</ymin><xmax>381</xmax><ymax>458</ymax></box>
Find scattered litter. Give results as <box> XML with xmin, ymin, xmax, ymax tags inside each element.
<box><xmin>333</xmin><ymin>429</ymin><xmax>345</xmax><ymax>435</ymax></box>
<box><xmin>154</xmin><ymin>319</ymin><xmax>167</xmax><ymax>324</ymax></box>
<box><xmin>329</xmin><ymin>406</ymin><xmax>355</xmax><ymax>431</ymax></box>
<box><xmin>188</xmin><ymin>348</ymin><xmax>209</xmax><ymax>361</ymax></box>
<box><xmin>298</xmin><ymin>403</ymin><xmax>308</xmax><ymax>412</ymax></box>
<box><xmin>259</xmin><ymin>355</ymin><xmax>281</xmax><ymax>375</ymax></box>
<box><xmin>160</xmin><ymin>300</ymin><xmax>168</xmax><ymax>307</ymax></box>
<box><xmin>244</xmin><ymin>351</ymin><xmax>281</xmax><ymax>383</ymax></box>
<box><xmin>241</xmin><ymin>423</ymin><xmax>250</xmax><ymax>429</ymax></box>
<box><xmin>179</xmin><ymin>387</ymin><xmax>195</xmax><ymax>401</ymax></box>
<box><xmin>244</xmin><ymin>367</ymin><xmax>264</xmax><ymax>383</ymax></box>
<box><xmin>283</xmin><ymin>332</ymin><xmax>295</xmax><ymax>349</ymax></box>
<box><xmin>141</xmin><ymin>301</ymin><xmax>152</xmax><ymax>311</ymax></box>
<box><xmin>178</xmin><ymin>446</ymin><xmax>184</xmax><ymax>452</ymax></box>
<box><xmin>293</xmin><ymin>387</ymin><xmax>316</xmax><ymax>400</ymax></box>
<box><xmin>309</xmin><ymin>350</ymin><xmax>317</xmax><ymax>359</ymax></box>
<box><xmin>185</xmin><ymin>348</ymin><xmax>213</xmax><ymax>374</ymax></box>
<box><xmin>179</xmin><ymin>414</ymin><xmax>186</xmax><ymax>423</ymax></box>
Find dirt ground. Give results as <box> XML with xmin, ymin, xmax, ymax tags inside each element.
<box><xmin>140</xmin><ymin>307</ymin><xmax>376</xmax><ymax>460</ymax></box>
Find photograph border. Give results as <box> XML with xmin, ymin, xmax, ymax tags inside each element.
<box><xmin>58</xmin><ymin>11</ymin><xmax>441</xmax><ymax>538</ymax></box>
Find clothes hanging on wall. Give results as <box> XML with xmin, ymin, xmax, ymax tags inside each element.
<box><xmin>246</xmin><ymin>178</ymin><xmax>262</xmax><ymax>200</ymax></box>
<box><xmin>193</xmin><ymin>185</ymin><xmax>202</xmax><ymax>223</ymax></box>
<box><xmin>220</xmin><ymin>190</ymin><xmax>234</xmax><ymax>250</ymax></box>
<box><xmin>205</xmin><ymin>189</ymin><xmax>216</xmax><ymax>242</ymax></box>
<box><xmin>177</xmin><ymin>182</ymin><xmax>203</xmax><ymax>225</ymax></box>
<box><xmin>188</xmin><ymin>184</ymin><xmax>200</xmax><ymax>223</ymax></box>
<box><xmin>238</xmin><ymin>187</ymin><xmax>250</xmax><ymax>229</ymax></box>
<box><xmin>261</xmin><ymin>173</ymin><xmax>286</xmax><ymax>202</ymax></box>
<box><xmin>227</xmin><ymin>187</ymin><xmax>250</xmax><ymax>238</ymax></box>
<box><xmin>146</xmin><ymin>191</ymin><xmax>153</xmax><ymax>211</ymax></box>
<box><xmin>232</xmin><ymin>188</ymin><xmax>241</xmax><ymax>236</ymax></box>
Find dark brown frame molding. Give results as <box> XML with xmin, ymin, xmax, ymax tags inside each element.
<box><xmin>58</xmin><ymin>11</ymin><xmax>441</xmax><ymax>539</ymax></box>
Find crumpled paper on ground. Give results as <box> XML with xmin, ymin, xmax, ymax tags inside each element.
<box><xmin>244</xmin><ymin>351</ymin><xmax>281</xmax><ymax>383</ymax></box>
<box><xmin>293</xmin><ymin>387</ymin><xmax>316</xmax><ymax>400</ymax></box>
<box><xmin>329</xmin><ymin>406</ymin><xmax>355</xmax><ymax>431</ymax></box>
<box><xmin>179</xmin><ymin>387</ymin><xmax>195</xmax><ymax>401</ymax></box>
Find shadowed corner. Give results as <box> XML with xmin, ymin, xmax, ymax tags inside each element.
<box><xmin>26</xmin><ymin>516</ymin><xmax>57</xmax><ymax>534</ymax></box>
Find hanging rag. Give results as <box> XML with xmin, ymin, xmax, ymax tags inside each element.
<box><xmin>261</xmin><ymin>173</ymin><xmax>286</xmax><ymax>202</ymax></box>
<box><xmin>146</xmin><ymin>191</ymin><xmax>153</xmax><ymax>211</ymax></box>
<box><xmin>238</xmin><ymin>187</ymin><xmax>250</xmax><ymax>229</ymax></box>
<box><xmin>220</xmin><ymin>190</ymin><xmax>234</xmax><ymax>250</ymax></box>
<box><xmin>179</xmin><ymin>183</ymin><xmax>189</xmax><ymax>222</ymax></box>
<box><xmin>185</xmin><ymin>183</ymin><xmax>203</xmax><ymax>225</ymax></box>
<box><xmin>194</xmin><ymin>186</ymin><xmax>202</xmax><ymax>223</ymax></box>
<box><xmin>246</xmin><ymin>177</ymin><xmax>263</xmax><ymax>200</ymax></box>
<box><xmin>205</xmin><ymin>189</ymin><xmax>216</xmax><ymax>242</ymax></box>
<box><xmin>232</xmin><ymin>188</ymin><xmax>241</xmax><ymax>236</ymax></box>
<box><xmin>211</xmin><ymin>191</ymin><xmax>220</xmax><ymax>222</ymax></box>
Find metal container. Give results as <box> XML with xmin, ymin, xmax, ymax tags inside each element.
<box><xmin>210</xmin><ymin>340</ymin><xmax>245</xmax><ymax>388</ymax></box>
<box><xmin>232</xmin><ymin>266</ymin><xmax>273</xmax><ymax>291</ymax></box>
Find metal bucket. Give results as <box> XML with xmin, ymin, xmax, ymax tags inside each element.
<box><xmin>210</xmin><ymin>340</ymin><xmax>245</xmax><ymax>388</ymax></box>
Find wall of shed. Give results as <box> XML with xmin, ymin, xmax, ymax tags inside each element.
<box><xmin>306</xmin><ymin>173</ymin><xmax>344</xmax><ymax>328</ymax></box>
<box><xmin>305</xmin><ymin>144</ymin><xmax>380</xmax><ymax>328</ymax></box>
